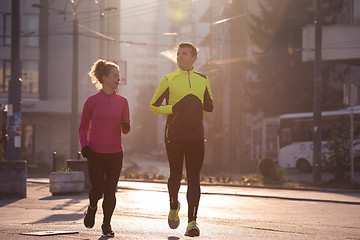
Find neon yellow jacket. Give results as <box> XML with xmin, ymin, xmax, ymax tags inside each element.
<box><xmin>150</xmin><ymin>68</ymin><xmax>213</xmax><ymax>141</ymax></box>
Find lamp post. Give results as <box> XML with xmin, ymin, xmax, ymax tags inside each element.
<box><xmin>70</xmin><ymin>16</ymin><xmax>79</xmax><ymax>159</ymax></box>
<box><xmin>62</xmin><ymin>1</ymin><xmax>109</xmax><ymax>159</ymax></box>
<box><xmin>32</xmin><ymin>1</ymin><xmax>116</xmax><ymax>159</ymax></box>
<box><xmin>7</xmin><ymin>0</ymin><xmax>22</xmax><ymax>160</ymax></box>
<box><xmin>313</xmin><ymin>0</ymin><xmax>322</xmax><ymax>183</ymax></box>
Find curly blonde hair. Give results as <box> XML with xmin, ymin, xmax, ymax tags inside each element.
<box><xmin>88</xmin><ymin>59</ymin><xmax>119</xmax><ymax>90</ymax></box>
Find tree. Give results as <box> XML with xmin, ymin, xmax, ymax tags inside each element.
<box><xmin>324</xmin><ymin>125</ymin><xmax>360</xmax><ymax>180</ymax></box>
<box><xmin>247</xmin><ymin>0</ymin><xmax>345</xmax><ymax>116</ymax></box>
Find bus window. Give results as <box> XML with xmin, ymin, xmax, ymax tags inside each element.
<box><xmin>280</xmin><ymin>127</ymin><xmax>292</xmax><ymax>148</ymax></box>
<box><xmin>293</xmin><ymin>118</ymin><xmax>312</xmax><ymax>142</ymax></box>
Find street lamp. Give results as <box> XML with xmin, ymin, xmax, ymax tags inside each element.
<box><xmin>7</xmin><ymin>0</ymin><xmax>22</xmax><ymax>160</ymax></box>
<box><xmin>33</xmin><ymin>1</ymin><xmax>116</xmax><ymax>158</ymax></box>
<box><xmin>313</xmin><ymin>0</ymin><xmax>322</xmax><ymax>183</ymax></box>
<box><xmin>62</xmin><ymin>0</ymin><xmax>115</xmax><ymax>159</ymax></box>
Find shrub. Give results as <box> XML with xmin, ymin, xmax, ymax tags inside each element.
<box><xmin>323</xmin><ymin>126</ymin><xmax>360</xmax><ymax>180</ymax></box>
<box><xmin>257</xmin><ymin>157</ymin><xmax>281</xmax><ymax>181</ymax></box>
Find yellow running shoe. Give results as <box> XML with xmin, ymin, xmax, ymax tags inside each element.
<box><xmin>185</xmin><ymin>220</ymin><xmax>200</xmax><ymax>237</ymax></box>
<box><xmin>168</xmin><ymin>201</ymin><xmax>180</xmax><ymax>229</ymax></box>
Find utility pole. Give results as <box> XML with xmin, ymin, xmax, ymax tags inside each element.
<box><xmin>39</xmin><ymin>0</ymin><xmax>49</xmax><ymax>100</ymax></box>
<box><xmin>7</xmin><ymin>0</ymin><xmax>22</xmax><ymax>160</ymax></box>
<box><xmin>313</xmin><ymin>0</ymin><xmax>322</xmax><ymax>183</ymax></box>
<box><xmin>70</xmin><ymin>16</ymin><xmax>79</xmax><ymax>159</ymax></box>
<box><xmin>65</xmin><ymin>0</ymin><xmax>109</xmax><ymax>158</ymax></box>
<box><xmin>33</xmin><ymin>1</ymin><xmax>114</xmax><ymax>159</ymax></box>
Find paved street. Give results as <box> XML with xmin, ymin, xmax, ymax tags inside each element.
<box><xmin>0</xmin><ymin>179</ymin><xmax>360</xmax><ymax>239</ymax></box>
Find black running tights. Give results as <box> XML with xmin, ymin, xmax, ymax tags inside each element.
<box><xmin>165</xmin><ymin>140</ymin><xmax>204</xmax><ymax>222</ymax></box>
<box><xmin>87</xmin><ymin>151</ymin><xmax>123</xmax><ymax>226</ymax></box>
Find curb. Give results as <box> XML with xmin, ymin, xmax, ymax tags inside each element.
<box><xmin>25</xmin><ymin>178</ymin><xmax>360</xmax><ymax>205</ymax></box>
<box><xmin>115</xmin><ymin>178</ymin><xmax>360</xmax><ymax>194</ymax></box>
<box><xmin>116</xmin><ymin>180</ymin><xmax>360</xmax><ymax>205</ymax></box>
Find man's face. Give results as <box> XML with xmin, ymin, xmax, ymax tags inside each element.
<box><xmin>177</xmin><ymin>47</ymin><xmax>196</xmax><ymax>71</ymax></box>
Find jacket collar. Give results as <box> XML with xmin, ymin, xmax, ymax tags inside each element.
<box><xmin>99</xmin><ymin>89</ymin><xmax>116</xmax><ymax>96</ymax></box>
<box><xmin>177</xmin><ymin>67</ymin><xmax>194</xmax><ymax>74</ymax></box>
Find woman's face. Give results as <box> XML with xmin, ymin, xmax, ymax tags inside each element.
<box><xmin>102</xmin><ymin>67</ymin><xmax>120</xmax><ymax>90</ymax></box>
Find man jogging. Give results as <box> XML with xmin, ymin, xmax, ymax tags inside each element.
<box><xmin>150</xmin><ymin>42</ymin><xmax>213</xmax><ymax>237</ymax></box>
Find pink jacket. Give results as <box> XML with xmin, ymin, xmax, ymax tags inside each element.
<box><xmin>79</xmin><ymin>90</ymin><xmax>130</xmax><ymax>153</ymax></box>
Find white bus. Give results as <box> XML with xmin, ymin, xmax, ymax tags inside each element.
<box><xmin>278</xmin><ymin>106</ymin><xmax>360</xmax><ymax>172</ymax></box>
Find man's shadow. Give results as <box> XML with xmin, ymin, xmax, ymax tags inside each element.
<box><xmin>95</xmin><ymin>235</ymin><xmax>180</xmax><ymax>240</ymax></box>
<box><xmin>98</xmin><ymin>236</ymin><xmax>114</xmax><ymax>240</ymax></box>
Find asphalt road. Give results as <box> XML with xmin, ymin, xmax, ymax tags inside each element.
<box><xmin>0</xmin><ymin>179</ymin><xmax>359</xmax><ymax>239</ymax></box>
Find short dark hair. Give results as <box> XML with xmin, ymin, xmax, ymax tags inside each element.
<box><xmin>178</xmin><ymin>42</ymin><xmax>198</xmax><ymax>58</ymax></box>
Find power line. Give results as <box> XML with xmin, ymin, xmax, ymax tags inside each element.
<box><xmin>48</xmin><ymin>0</ymin><xmax>199</xmax><ymax>32</ymax></box>
<box><xmin>26</xmin><ymin>1</ymin><xmax>166</xmax><ymax>35</ymax></box>
<box><xmin>211</xmin><ymin>1</ymin><xmax>289</xmax><ymax>25</ymax></box>
<box><xmin>78</xmin><ymin>23</ymin><xmax>174</xmax><ymax>47</ymax></box>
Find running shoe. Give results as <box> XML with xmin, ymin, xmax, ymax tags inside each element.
<box><xmin>185</xmin><ymin>220</ymin><xmax>200</xmax><ymax>237</ymax></box>
<box><xmin>83</xmin><ymin>205</ymin><xmax>97</xmax><ymax>229</ymax></box>
<box><xmin>168</xmin><ymin>201</ymin><xmax>180</xmax><ymax>229</ymax></box>
<box><xmin>102</xmin><ymin>224</ymin><xmax>115</xmax><ymax>237</ymax></box>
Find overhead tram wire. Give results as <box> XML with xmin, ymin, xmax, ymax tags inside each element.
<box><xmin>28</xmin><ymin>1</ymin><xmax>356</xmax><ymax>52</ymax></box>
<box><xmin>77</xmin><ymin>3</ymin><xmax>171</xmax><ymax>26</ymax></box>
<box><xmin>29</xmin><ymin>1</ymin><xmax>166</xmax><ymax>36</ymax></box>
<box><xmin>78</xmin><ymin>23</ymin><xmax>174</xmax><ymax>47</ymax></box>
<box><xmin>34</xmin><ymin>0</ymin><xmax>289</xmax><ymax>39</ymax></box>
<box><xmin>32</xmin><ymin>1</ymin><xmax>193</xmax><ymax>41</ymax></box>
<box><xmin>68</xmin><ymin>0</ymin><xmax>200</xmax><ymax>28</ymax></box>
<box><xmin>211</xmin><ymin>1</ymin><xmax>290</xmax><ymax>25</ymax></box>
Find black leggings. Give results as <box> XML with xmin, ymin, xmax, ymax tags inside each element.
<box><xmin>87</xmin><ymin>151</ymin><xmax>123</xmax><ymax>225</ymax></box>
<box><xmin>165</xmin><ymin>140</ymin><xmax>204</xmax><ymax>222</ymax></box>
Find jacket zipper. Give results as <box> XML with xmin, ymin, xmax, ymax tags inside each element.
<box><xmin>188</xmin><ymin>71</ymin><xmax>191</xmax><ymax>88</ymax></box>
<box><xmin>108</xmin><ymin>95</ymin><xmax>110</xmax><ymax>108</ymax></box>
<box><xmin>166</xmin><ymin>114</ymin><xmax>178</xmax><ymax>140</ymax></box>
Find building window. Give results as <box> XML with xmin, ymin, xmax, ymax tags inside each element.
<box><xmin>0</xmin><ymin>59</ymin><xmax>39</xmax><ymax>97</ymax></box>
<box><xmin>1</xmin><ymin>13</ymin><xmax>39</xmax><ymax>47</ymax></box>
<box><xmin>0</xmin><ymin>59</ymin><xmax>10</xmax><ymax>93</ymax></box>
<box><xmin>22</xmin><ymin>14</ymin><xmax>39</xmax><ymax>47</ymax></box>
<box><xmin>0</xmin><ymin>13</ymin><xmax>11</xmax><ymax>46</ymax></box>
<box><xmin>22</xmin><ymin>60</ymin><xmax>39</xmax><ymax>96</ymax></box>
<box><xmin>21</xmin><ymin>124</ymin><xmax>35</xmax><ymax>165</ymax></box>
<box><xmin>336</xmin><ymin>0</ymin><xmax>360</xmax><ymax>24</ymax></box>
<box><xmin>354</xmin><ymin>0</ymin><xmax>360</xmax><ymax>23</ymax></box>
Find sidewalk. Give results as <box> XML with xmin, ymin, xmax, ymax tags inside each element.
<box><xmin>28</xmin><ymin>177</ymin><xmax>360</xmax><ymax>204</ymax></box>
<box><xmin>26</xmin><ymin>177</ymin><xmax>360</xmax><ymax>204</ymax></box>
<box><xmin>117</xmin><ymin>179</ymin><xmax>360</xmax><ymax>205</ymax></box>
<box><xmin>0</xmin><ymin>178</ymin><xmax>359</xmax><ymax>239</ymax></box>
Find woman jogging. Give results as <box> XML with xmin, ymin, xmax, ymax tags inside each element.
<box><xmin>79</xmin><ymin>59</ymin><xmax>130</xmax><ymax>237</ymax></box>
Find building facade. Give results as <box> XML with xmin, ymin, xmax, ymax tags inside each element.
<box><xmin>1</xmin><ymin>0</ymin><xmax>122</xmax><ymax>172</ymax></box>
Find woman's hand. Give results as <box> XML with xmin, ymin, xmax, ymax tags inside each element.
<box><xmin>81</xmin><ymin>145</ymin><xmax>92</xmax><ymax>158</ymax></box>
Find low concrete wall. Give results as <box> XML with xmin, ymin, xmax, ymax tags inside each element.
<box><xmin>49</xmin><ymin>171</ymin><xmax>84</xmax><ymax>195</ymax></box>
<box><xmin>0</xmin><ymin>161</ymin><xmax>27</xmax><ymax>198</ymax></box>
<box><xmin>66</xmin><ymin>159</ymin><xmax>90</xmax><ymax>190</ymax></box>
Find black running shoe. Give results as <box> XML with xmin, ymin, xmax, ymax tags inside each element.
<box><xmin>102</xmin><ymin>224</ymin><xmax>115</xmax><ymax>237</ymax></box>
<box><xmin>84</xmin><ymin>205</ymin><xmax>97</xmax><ymax>229</ymax></box>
